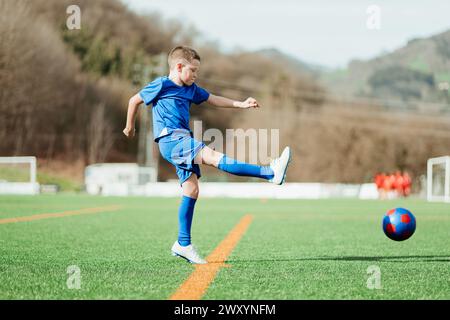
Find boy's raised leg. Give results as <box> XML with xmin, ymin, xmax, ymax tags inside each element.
<box><xmin>195</xmin><ymin>146</ymin><xmax>291</xmax><ymax>185</ymax></box>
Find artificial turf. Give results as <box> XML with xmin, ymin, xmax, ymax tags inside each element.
<box><xmin>0</xmin><ymin>195</ymin><xmax>449</xmax><ymax>299</ymax></box>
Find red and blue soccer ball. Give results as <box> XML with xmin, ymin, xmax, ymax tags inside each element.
<box><xmin>382</xmin><ymin>208</ymin><xmax>416</xmax><ymax>241</ymax></box>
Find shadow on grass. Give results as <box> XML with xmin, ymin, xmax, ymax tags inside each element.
<box><xmin>226</xmin><ymin>255</ymin><xmax>450</xmax><ymax>263</ymax></box>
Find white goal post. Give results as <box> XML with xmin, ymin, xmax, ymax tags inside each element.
<box><xmin>427</xmin><ymin>156</ymin><xmax>450</xmax><ymax>203</ymax></box>
<box><xmin>0</xmin><ymin>156</ymin><xmax>40</xmax><ymax>195</ymax></box>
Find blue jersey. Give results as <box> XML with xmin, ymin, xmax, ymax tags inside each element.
<box><xmin>139</xmin><ymin>76</ymin><xmax>210</xmax><ymax>141</ymax></box>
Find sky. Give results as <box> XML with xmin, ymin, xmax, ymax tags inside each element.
<box><xmin>120</xmin><ymin>0</ymin><xmax>450</xmax><ymax>69</ymax></box>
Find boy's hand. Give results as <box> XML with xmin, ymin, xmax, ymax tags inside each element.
<box><xmin>240</xmin><ymin>97</ymin><xmax>260</xmax><ymax>109</ymax></box>
<box><xmin>123</xmin><ymin>127</ymin><xmax>136</xmax><ymax>139</ymax></box>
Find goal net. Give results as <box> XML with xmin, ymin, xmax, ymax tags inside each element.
<box><xmin>0</xmin><ymin>156</ymin><xmax>40</xmax><ymax>195</ymax></box>
<box><xmin>427</xmin><ymin>156</ymin><xmax>450</xmax><ymax>203</ymax></box>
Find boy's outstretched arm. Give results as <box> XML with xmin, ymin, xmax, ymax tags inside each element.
<box><xmin>123</xmin><ymin>93</ymin><xmax>143</xmax><ymax>138</ymax></box>
<box><xmin>206</xmin><ymin>94</ymin><xmax>260</xmax><ymax>109</ymax></box>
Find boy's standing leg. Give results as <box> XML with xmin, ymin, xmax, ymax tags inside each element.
<box><xmin>171</xmin><ymin>174</ymin><xmax>207</xmax><ymax>264</ymax></box>
<box><xmin>178</xmin><ymin>174</ymin><xmax>198</xmax><ymax>246</ymax></box>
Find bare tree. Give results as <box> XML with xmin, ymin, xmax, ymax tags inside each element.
<box><xmin>87</xmin><ymin>103</ymin><xmax>115</xmax><ymax>164</ymax></box>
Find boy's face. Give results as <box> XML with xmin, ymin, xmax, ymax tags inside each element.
<box><xmin>178</xmin><ymin>59</ymin><xmax>200</xmax><ymax>86</ymax></box>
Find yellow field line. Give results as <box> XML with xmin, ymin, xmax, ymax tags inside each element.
<box><xmin>0</xmin><ymin>205</ymin><xmax>122</xmax><ymax>225</ymax></box>
<box><xmin>169</xmin><ymin>214</ymin><xmax>254</xmax><ymax>300</ymax></box>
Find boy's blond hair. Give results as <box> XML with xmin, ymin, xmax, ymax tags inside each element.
<box><xmin>168</xmin><ymin>46</ymin><xmax>201</xmax><ymax>69</ymax></box>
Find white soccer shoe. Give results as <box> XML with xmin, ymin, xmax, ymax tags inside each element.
<box><xmin>269</xmin><ymin>146</ymin><xmax>292</xmax><ymax>185</ymax></box>
<box><xmin>171</xmin><ymin>241</ymin><xmax>207</xmax><ymax>264</ymax></box>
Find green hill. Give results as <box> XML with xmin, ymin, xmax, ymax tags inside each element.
<box><xmin>320</xmin><ymin>29</ymin><xmax>450</xmax><ymax>107</ymax></box>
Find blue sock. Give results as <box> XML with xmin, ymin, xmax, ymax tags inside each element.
<box><xmin>178</xmin><ymin>195</ymin><xmax>197</xmax><ymax>247</ymax></box>
<box><xmin>218</xmin><ymin>155</ymin><xmax>274</xmax><ymax>180</ymax></box>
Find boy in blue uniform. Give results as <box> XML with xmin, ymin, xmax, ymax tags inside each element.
<box><xmin>124</xmin><ymin>46</ymin><xmax>291</xmax><ymax>264</ymax></box>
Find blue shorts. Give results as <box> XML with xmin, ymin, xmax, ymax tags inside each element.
<box><xmin>158</xmin><ymin>130</ymin><xmax>205</xmax><ymax>185</ymax></box>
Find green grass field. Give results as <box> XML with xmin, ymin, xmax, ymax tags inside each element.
<box><xmin>0</xmin><ymin>195</ymin><xmax>449</xmax><ymax>299</ymax></box>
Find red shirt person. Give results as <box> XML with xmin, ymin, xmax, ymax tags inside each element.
<box><xmin>394</xmin><ymin>171</ymin><xmax>404</xmax><ymax>196</ymax></box>
<box><xmin>402</xmin><ymin>172</ymin><xmax>412</xmax><ymax>197</ymax></box>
